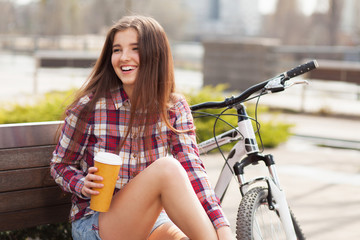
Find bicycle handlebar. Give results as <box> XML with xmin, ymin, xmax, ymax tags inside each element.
<box><xmin>190</xmin><ymin>60</ymin><xmax>318</xmax><ymax>111</ymax></box>
<box><xmin>284</xmin><ymin>60</ymin><xmax>318</xmax><ymax>79</ymax></box>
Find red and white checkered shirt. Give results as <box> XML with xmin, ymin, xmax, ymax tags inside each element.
<box><xmin>50</xmin><ymin>86</ymin><xmax>229</xmax><ymax>229</ymax></box>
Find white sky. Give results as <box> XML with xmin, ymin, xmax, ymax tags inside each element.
<box><xmin>14</xmin><ymin>0</ymin><xmax>328</xmax><ymax>16</ymax></box>
<box><xmin>259</xmin><ymin>0</ymin><xmax>328</xmax><ymax>15</ymax></box>
<box><xmin>12</xmin><ymin>0</ymin><xmax>38</xmax><ymax>5</ymax></box>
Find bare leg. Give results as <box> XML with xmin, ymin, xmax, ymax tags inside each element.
<box><xmin>98</xmin><ymin>157</ymin><xmax>217</xmax><ymax>240</ymax></box>
<box><xmin>148</xmin><ymin>222</ymin><xmax>189</xmax><ymax>240</ymax></box>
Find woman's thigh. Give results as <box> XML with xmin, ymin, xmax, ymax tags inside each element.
<box><xmin>148</xmin><ymin>222</ymin><xmax>189</xmax><ymax>240</ymax></box>
<box><xmin>98</xmin><ymin>157</ymin><xmax>183</xmax><ymax>239</ymax></box>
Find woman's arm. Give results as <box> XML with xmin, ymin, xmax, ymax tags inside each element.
<box><xmin>217</xmin><ymin>226</ymin><xmax>236</xmax><ymax>240</ymax></box>
<box><xmin>50</xmin><ymin>102</ymin><xmax>92</xmax><ymax>199</ymax></box>
<box><xmin>169</xmin><ymin>97</ymin><xmax>231</xmax><ymax>230</ymax></box>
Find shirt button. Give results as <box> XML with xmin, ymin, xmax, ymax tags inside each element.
<box><xmin>123</xmin><ymin>101</ymin><xmax>130</xmax><ymax>107</ymax></box>
<box><xmin>132</xmin><ymin>153</ymin><xmax>137</xmax><ymax>159</ymax></box>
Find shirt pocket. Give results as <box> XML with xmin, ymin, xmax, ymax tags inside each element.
<box><xmin>145</xmin><ymin>130</ymin><xmax>169</xmax><ymax>163</ymax></box>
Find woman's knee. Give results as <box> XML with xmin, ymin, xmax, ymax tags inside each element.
<box><xmin>152</xmin><ymin>157</ymin><xmax>188</xmax><ymax>183</ymax></box>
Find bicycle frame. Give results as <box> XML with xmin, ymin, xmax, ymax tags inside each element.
<box><xmin>192</xmin><ymin>60</ymin><xmax>318</xmax><ymax>239</ymax></box>
<box><xmin>197</xmin><ymin>102</ymin><xmax>298</xmax><ymax>240</ymax></box>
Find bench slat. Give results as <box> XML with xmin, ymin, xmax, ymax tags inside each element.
<box><xmin>0</xmin><ymin>203</ymin><xmax>71</xmax><ymax>231</ymax></box>
<box><xmin>0</xmin><ymin>167</ymin><xmax>56</xmax><ymax>193</ymax></box>
<box><xmin>0</xmin><ymin>121</ymin><xmax>62</xmax><ymax>149</ymax></box>
<box><xmin>0</xmin><ymin>186</ymin><xmax>71</xmax><ymax>213</ymax></box>
<box><xmin>0</xmin><ymin>145</ymin><xmax>54</xmax><ymax>171</ymax></box>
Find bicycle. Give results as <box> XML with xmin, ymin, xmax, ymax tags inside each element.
<box><xmin>190</xmin><ymin>60</ymin><xmax>319</xmax><ymax>240</ymax></box>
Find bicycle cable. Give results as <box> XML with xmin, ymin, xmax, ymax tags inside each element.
<box><xmin>192</xmin><ymin>109</ymin><xmax>241</xmax><ymax>176</ymax></box>
<box><xmin>192</xmin><ymin>111</ymin><xmax>261</xmax><ymax>149</ymax></box>
<box><xmin>211</xmin><ymin>107</ymin><xmax>236</xmax><ymax>175</ymax></box>
<box><xmin>191</xmin><ymin>91</ymin><xmax>266</xmax><ymax>180</ymax></box>
<box><xmin>192</xmin><ymin>112</ymin><xmax>244</xmax><ymax>139</ymax></box>
<box><xmin>192</xmin><ymin>111</ymin><xmax>263</xmax><ymax>141</ymax></box>
<box><xmin>254</xmin><ymin>89</ymin><xmax>266</xmax><ymax>153</ymax></box>
<box><xmin>241</xmin><ymin>90</ymin><xmax>269</xmax><ymax>103</ymax></box>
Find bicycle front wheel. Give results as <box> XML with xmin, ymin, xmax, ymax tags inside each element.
<box><xmin>236</xmin><ymin>187</ymin><xmax>305</xmax><ymax>240</ymax></box>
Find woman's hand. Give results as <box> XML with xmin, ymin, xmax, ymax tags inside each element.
<box><xmin>81</xmin><ymin>167</ymin><xmax>104</xmax><ymax>198</ymax></box>
<box><xmin>217</xmin><ymin>226</ymin><xmax>236</xmax><ymax>240</ymax></box>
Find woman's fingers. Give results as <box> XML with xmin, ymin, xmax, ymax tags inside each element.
<box><xmin>81</xmin><ymin>167</ymin><xmax>104</xmax><ymax>197</ymax></box>
<box><xmin>88</xmin><ymin>166</ymin><xmax>99</xmax><ymax>175</ymax></box>
<box><xmin>84</xmin><ymin>186</ymin><xmax>100</xmax><ymax>196</ymax></box>
<box><xmin>85</xmin><ymin>177</ymin><xmax>104</xmax><ymax>190</ymax></box>
<box><xmin>86</xmin><ymin>171</ymin><xmax>103</xmax><ymax>182</ymax></box>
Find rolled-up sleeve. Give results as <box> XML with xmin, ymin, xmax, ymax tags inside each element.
<box><xmin>169</xmin><ymin>97</ymin><xmax>230</xmax><ymax>229</ymax></box>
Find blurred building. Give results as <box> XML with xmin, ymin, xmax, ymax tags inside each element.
<box><xmin>341</xmin><ymin>0</ymin><xmax>360</xmax><ymax>45</ymax></box>
<box><xmin>182</xmin><ymin>0</ymin><xmax>262</xmax><ymax>40</ymax></box>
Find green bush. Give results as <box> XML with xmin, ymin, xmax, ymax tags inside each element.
<box><xmin>0</xmin><ymin>89</ymin><xmax>74</xmax><ymax>124</ymax></box>
<box><xmin>254</xmin><ymin>118</ymin><xmax>293</xmax><ymax>148</ymax></box>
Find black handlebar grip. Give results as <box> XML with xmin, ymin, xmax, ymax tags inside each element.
<box><xmin>285</xmin><ymin>60</ymin><xmax>319</xmax><ymax>79</ymax></box>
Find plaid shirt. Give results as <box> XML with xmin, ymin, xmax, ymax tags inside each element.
<box><xmin>50</xmin><ymin>86</ymin><xmax>229</xmax><ymax>229</ymax></box>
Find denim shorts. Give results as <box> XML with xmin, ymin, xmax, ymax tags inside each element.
<box><xmin>72</xmin><ymin>211</ymin><xmax>172</xmax><ymax>240</ymax></box>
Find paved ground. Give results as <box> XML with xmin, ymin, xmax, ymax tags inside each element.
<box><xmin>202</xmin><ymin>113</ymin><xmax>360</xmax><ymax>239</ymax></box>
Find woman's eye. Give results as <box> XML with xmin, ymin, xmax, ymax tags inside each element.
<box><xmin>133</xmin><ymin>47</ymin><xmax>139</xmax><ymax>51</ymax></box>
<box><xmin>113</xmin><ymin>48</ymin><xmax>121</xmax><ymax>53</ymax></box>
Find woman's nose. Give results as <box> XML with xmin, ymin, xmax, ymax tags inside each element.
<box><xmin>120</xmin><ymin>50</ymin><xmax>130</xmax><ymax>61</ymax></box>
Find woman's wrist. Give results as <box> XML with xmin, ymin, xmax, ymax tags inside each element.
<box><xmin>216</xmin><ymin>226</ymin><xmax>235</xmax><ymax>240</ymax></box>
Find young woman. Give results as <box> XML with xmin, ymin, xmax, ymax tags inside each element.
<box><xmin>51</xmin><ymin>15</ymin><xmax>234</xmax><ymax>240</ymax></box>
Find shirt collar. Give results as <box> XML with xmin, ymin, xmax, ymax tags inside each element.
<box><xmin>110</xmin><ymin>85</ymin><xmax>130</xmax><ymax>110</ymax></box>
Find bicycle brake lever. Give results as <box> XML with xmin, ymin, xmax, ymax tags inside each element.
<box><xmin>264</xmin><ymin>75</ymin><xmax>285</xmax><ymax>93</ymax></box>
<box><xmin>284</xmin><ymin>79</ymin><xmax>309</xmax><ymax>89</ymax></box>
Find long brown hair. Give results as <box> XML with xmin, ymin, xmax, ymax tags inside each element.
<box><xmin>63</xmin><ymin>15</ymin><xmax>179</xmax><ymax>160</ymax></box>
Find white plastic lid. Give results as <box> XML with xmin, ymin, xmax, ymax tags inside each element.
<box><xmin>94</xmin><ymin>152</ymin><xmax>122</xmax><ymax>165</ymax></box>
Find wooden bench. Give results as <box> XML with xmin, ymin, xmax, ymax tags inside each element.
<box><xmin>0</xmin><ymin>121</ymin><xmax>71</xmax><ymax>232</ymax></box>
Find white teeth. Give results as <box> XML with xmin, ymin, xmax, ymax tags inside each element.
<box><xmin>121</xmin><ymin>66</ymin><xmax>135</xmax><ymax>71</ymax></box>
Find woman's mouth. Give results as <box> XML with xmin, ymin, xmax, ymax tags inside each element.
<box><xmin>121</xmin><ymin>65</ymin><xmax>137</xmax><ymax>72</ymax></box>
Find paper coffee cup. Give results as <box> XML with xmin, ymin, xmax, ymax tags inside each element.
<box><xmin>90</xmin><ymin>152</ymin><xmax>122</xmax><ymax>212</ymax></box>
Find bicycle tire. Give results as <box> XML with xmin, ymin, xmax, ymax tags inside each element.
<box><xmin>236</xmin><ymin>186</ymin><xmax>305</xmax><ymax>240</ymax></box>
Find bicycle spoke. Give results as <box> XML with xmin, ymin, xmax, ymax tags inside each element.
<box><xmin>253</xmin><ymin>202</ymin><xmax>287</xmax><ymax>240</ymax></box>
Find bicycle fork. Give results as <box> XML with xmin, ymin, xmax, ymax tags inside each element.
<box><xmin>234</xmin><ymin>154</ymin><xmax>297</xmax><ymax>240</ymax></box>
<box><xmin>238</xmin><ymin>106</ymin><xmax>296</xmax><ymax>239</ymax></box>
<box><xmin>215</xmin><ymin>103</ymin><xmax>298</xmax><ymax>239</ymax></box>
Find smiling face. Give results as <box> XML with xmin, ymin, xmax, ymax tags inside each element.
<box><xmin>111</xmin><ymin>28</ymin><xmax>140</xmax><ymax>98</ymax></box>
